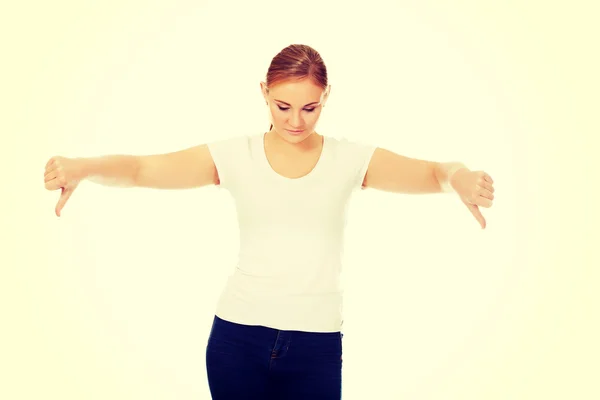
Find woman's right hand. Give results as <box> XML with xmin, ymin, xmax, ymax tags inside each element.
<box><xmin>44</xmin><ymin>156</ymin><xmax>86</xmax><ymax>217</ymax></box>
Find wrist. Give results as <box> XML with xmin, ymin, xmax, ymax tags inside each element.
<box><xmin>74</xmin><ymin>157</ymin><xmax>94</xmax><ymax>181</ymax></box>
<box><xmin>449</xmin><ymin>166</ymin><xmax>469</xmax><ymax>190</ymax></box>
<box><xmin>439</xmin><ymin>162</ymin><xmax>468</xmax><ymax>192</ymax></box>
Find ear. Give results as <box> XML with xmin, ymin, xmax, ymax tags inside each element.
<box><xmin>260</xmin><ymin>82</ymin><xmax>269</xmax><ymax>102</ymax></box>
<box><xmin>322</xmin><ymin>84</ymin><xmax>331</xmax><ymax>106</ymax></box>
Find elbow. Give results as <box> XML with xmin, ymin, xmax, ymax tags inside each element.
<box><xmin>131</xmin><ymin>156</ymin><xmax>143</xmax><ymax>187</ymax></box>
<box><xmin>433</xmin><ymin>163</ymin><xmax>445</xmax><ymax>192</ymax></box>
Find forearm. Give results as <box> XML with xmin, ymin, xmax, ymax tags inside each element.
<box><xmin>434</xmin><ymin>162</ymin><xmax>469</xmax><ymax>192</ymax></box>
<box><xmin>78</xmin><ymin>155</ymin><xmax>141</xmax><ymax>187</ymax></box>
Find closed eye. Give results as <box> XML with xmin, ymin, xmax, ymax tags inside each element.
<box><xmin>278</xmin><ymin>106</ymin><xmax>316</xmax><ymax>112</ymax></box>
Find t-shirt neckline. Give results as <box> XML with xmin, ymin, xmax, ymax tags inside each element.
<box><xmin>259</xmin><ymin>131</ymin><xmax>328</xmax><ymax>182</ymax></box>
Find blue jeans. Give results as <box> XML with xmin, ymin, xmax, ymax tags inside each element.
<box><xmin>205</xmin><ymin>315</ymin><xmax>343</xmax><ymax>399</ymax></box>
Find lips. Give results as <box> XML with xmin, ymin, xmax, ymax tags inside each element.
<box><xmin>287</xmin><ymin>129</ymin><xmax>304</xmax><ymax>134</ymax></box>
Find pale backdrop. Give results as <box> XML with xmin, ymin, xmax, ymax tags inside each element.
<box><xmin>2</xmin><ymin>0</ymin><xmax>598</xmax><ymax>399</ymax></box>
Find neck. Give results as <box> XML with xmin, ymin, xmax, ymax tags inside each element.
<box><xmin>267</xmin><ymin>129</ymin><xmax>321</xmax><ymax>152</ymax></box>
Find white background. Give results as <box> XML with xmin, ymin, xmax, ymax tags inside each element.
<box><xmin>2</xmin><ymin>1</ymin><xmax>598</xmax><ymax>399</ymax></box>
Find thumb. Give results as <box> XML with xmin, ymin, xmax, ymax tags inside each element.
<box><xmin>465</xmin><ymin>202</ymin><xmax>486</xmax><ymax>229</ymax></box>
<box><xmin>55</xmin><ymin>187</ymin><xmax>74</xmax><ymax>217</ymax></box>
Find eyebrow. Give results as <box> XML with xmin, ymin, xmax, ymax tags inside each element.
<box><xmin>274</xmin><ymin>99</ymin><xmax>320</xmax><ymax>107</ymax></box>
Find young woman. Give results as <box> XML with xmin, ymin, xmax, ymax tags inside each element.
<box><xmin>43</xmin><ymin>44</ymin><xmax>495</xmax><ymax>399</ymax></box>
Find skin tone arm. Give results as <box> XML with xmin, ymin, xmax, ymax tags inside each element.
<box><xmin>43</xmin><ymin>145</ymin><xmax>218</xmax><ymax>216</ymax></box>
<box><xmin>362</xmin><ymin>147</ymin><xmax>495</xmax><ymax>229</ymax></box>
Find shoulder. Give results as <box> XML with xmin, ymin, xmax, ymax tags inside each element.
<box><xmin>206</xmin><ymin>133</ymin><xmax>259</xmax><ymax>161</ymax></box>
<box><xmin>325</xmin><ymin>134</ymin><xmax>377</xmax><ymax>161</ymax></box>
<box><xmin>206</xmin><ymin>133</ymin><xmax>258</xmax><ymax>188</ymax></box>
<box><xmin>207</xmin><ymin>133</ymin><xmax>255</xmax><ymax>150</ymax></box>
<box><xmin>323</xmin><ymin>134</ymin><xmax>378</xmax><ymax>190</ymax></box>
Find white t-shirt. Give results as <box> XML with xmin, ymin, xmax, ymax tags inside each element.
<box><xmin>206</xmin><ymin>131</ymin><xmax>376</xmax><ymax>332</ymax></box>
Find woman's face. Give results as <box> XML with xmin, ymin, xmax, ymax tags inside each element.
<box><xmin>261</xmin><ymin>78</ymin><xmax>330</xmax><ymax>144</ymax></box>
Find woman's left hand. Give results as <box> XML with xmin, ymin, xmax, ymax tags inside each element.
<box><xmin>450</xmin><ymin>169</ymin><xmax>495</xmax><ymax>229</ymax></box>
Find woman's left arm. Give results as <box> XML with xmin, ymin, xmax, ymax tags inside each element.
<box><xmin>362</xmin><ymin>147</ymin><xmax>495</xmax><ymax>229</ymax></box>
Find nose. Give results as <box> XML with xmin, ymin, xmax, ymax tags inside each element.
<box><xmin>288</xmin><ymin>111</ymin><xmax>303</xmax><ymax>128</ymax></box>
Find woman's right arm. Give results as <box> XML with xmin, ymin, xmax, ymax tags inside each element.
<box><xmin>44</xmin><ymin>144</ymin><xmax>218</xmax><ymax>216</ymax></box>
<box><xmin>82</xmin><ymin>144</ymin><xmax>218</xmax><ymax>189</ymax></box>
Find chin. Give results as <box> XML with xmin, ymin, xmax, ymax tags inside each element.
<box><xmin>280</xmin><ymin>128</ymin><xmax>312</xmax><ymax>141</ymax></box>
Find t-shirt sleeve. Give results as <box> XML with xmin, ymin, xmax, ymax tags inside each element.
<box><xmin>206</xmin><ymin>135</ymin><xmax>249</xmax><ymax>190</ymax></box>
<box><xmin>342</xmin><ymin>138</ymin><xmax>378</xmax><ymax>190</ymax></box>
